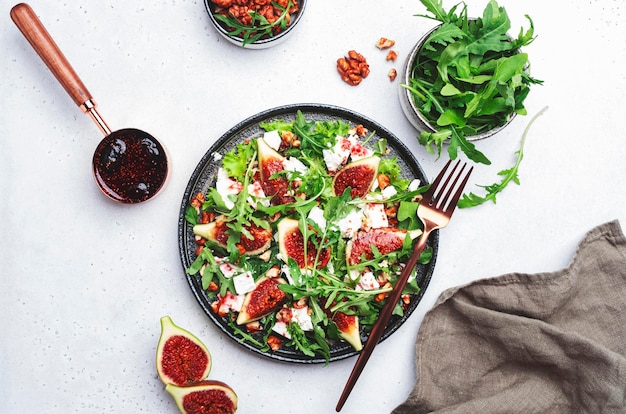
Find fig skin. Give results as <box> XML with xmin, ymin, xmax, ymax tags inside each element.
<box><xmin>156</xmin><ymin>316</ymin><xmax>212</xmax><ymax>386</ymax></box>
<box><xmin>237</xmin><ymin>276</ymin><xmax>287</xmax><ymax>325</ymax></box>
<box><xmin>193</xmin><ymin>217</ymin><xmax>272</xmax><ymax>256</ymax></box>
<box><xmin>332</xmin><ymin>156</ymin><xmax>380</xmax><ymax>198</ymax></box>
<box><xmin>277</xmin><ymin>218</ymin><xmax>331</xmax><ymax>269</ymax></box>
<box><xmin>166</xmin><ymin>380</ymin><xmax>238</xmax><ymax>414</ymax></box>
<box><xmin>257</xmin><ymin>137</ymin><xmax>295</xmax><ymax>205</ymax></box>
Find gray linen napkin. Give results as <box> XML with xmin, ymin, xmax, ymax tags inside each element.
<box><xmin>393</xmin><ymin>220</ymin><xmax>626</xmax><ymax>414</ymax></box>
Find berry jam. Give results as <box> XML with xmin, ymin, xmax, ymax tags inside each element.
<box><xmin>92</xmin><ymin>128</ymin><xmax>168</xmax><ymax>203</ymax></box>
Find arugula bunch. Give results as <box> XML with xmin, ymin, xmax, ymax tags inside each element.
<box><xmin>405</xmin><ymin>0</ymin><xmax>542</xmax><ymax>164</ymax></box>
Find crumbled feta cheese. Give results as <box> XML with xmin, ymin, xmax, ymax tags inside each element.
<box><xmin>337</xmin><ymin>208</ymin><xmax>364</xmax><ymax>238</ymax></box>
<box><xmin>349</xmin><ymin>141</ymin><xmax>373</xmax><ymax>161</ymax></box>
<box><xmin>233</xmin><ymin>271</ymin><xmax>256</xmax><ymax>295</ymax></box>
<box><xmin>215</xmin><ymin>168</ymin><xmax>242</xmax><ymax>209</ymax></box>
<box><xmin>381</xmin><ymin>185</ymin><xmax>397</xmax><ymax>199</ymax></box>
<box><xmin>280</xmin><ymin>264</ymin><xmax>293</xmax><ymax>284</ymax></box>
<box><xmin>356</xmin><ymin>271</ymin><xmax>380</xmax><ymax>291</ymax></box>
<box><xmin>323</xmin><ymin>136</ymin><xmax>352</xmax><ymax>173</ymax></box>
<box><xmin>363</xmin><ymin>203</ymin><xmax>388</xmax><ymax>229</ymax></box>
<box><xmin>349</xmin><ymin>269</ymin><xmax>361</xmax><ymax>281</ymax></box>
<box><xmin>272</xmin><ymin>321</ymin><xmax>290</xmax><ymax>338</ymax></box>
<box><xmin>307</xmin><ymin>205</ymin><xmax>326</xmax><ymax>230</ymax></box>
<box><xmin>212</xmin><ymin>151</ymin><xmax>222</xmax><ymax>161</ymax></box>
<box><xmin>216</xmin><ymin>292</ymin><xmax>244</xmax><ymax>313</ymax></box>
<box><xmin>247</xmin><ymin>180</ymin><xmax>270</xmax><ymax>209</ymax></box>
<box><xmin>219</xmin><ymin>262</ymin><xmax>241</xmax><ymax>278</ymax></box>
<box><xmin>408</xmin><ymin>179</ymin><xmax>421</xmax><ymax>192</ymax></box>
<box><xmin>292</xmin><ymin>306</ymin><xmax>313</xmax><ymax>331</ymax></box>
<box><xmin>263</xmin><ymin>130</ymin><xmax>282</xmax><ymax>151</ymax></box>
<box><xmin>283</xmin><ymin>157</ymin><xmax>308</xmax><ymax>175</ymax></box>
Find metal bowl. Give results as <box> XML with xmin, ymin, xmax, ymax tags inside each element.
<box><xmin>398</xmin><ymin>24</ymin><xmax>517</xmax><ymax>142</ymax></box>
<box><xmin>205</xmin><ymin>0</ymin><xmax>307</xmax><ymax>49</ymax></box>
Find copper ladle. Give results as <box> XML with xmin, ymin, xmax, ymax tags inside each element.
<box><xmin>10</xmin><ymin>3</ymin><xmax>169</xmax><ymax>204</ymax></box>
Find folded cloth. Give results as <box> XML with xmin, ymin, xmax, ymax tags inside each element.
<box><xmin>393</xmin><ymin>220</ymin><xmax>626</xmax><ymax>414</ymax></box>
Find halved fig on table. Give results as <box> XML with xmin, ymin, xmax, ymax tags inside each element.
<box><xmin>193</xmin><ymin>216</ymin><xmax>272</xmax><ymax>255</ymax></box>
<box><xmin>277</xmin><ymin>217</ymin><xmax>331</xmax><ymax>269</ymax></box>
<box><xmin>332</xmin><ymin>156</ymin><xmax>380</xmax><ymax>198</ymax></box>
<box><xmin>236</xmin><ymin>276</ymin><xmax>288</xmax><ymax>325</ymax></box>
<box><xmin>257</xmin><ymin>137</ymin><xmax>295</xmax><ymax>205</ymax></box>
<box><xmin>166</xmin><ymin>380</ymin><xmax>238</xmax><ymax>414</ymax></box>
<box><xmin>156</xmin><ymin>316</ymin><xmax>212</xmax><ymax>386</ymax></box>
<box><xmin>346</xmin><ymin>228</ymin><xmax>421</xmax><ymax>265</ymax></box>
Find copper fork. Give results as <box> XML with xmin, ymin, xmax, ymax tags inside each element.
<box><xmin>336</xmin><ymin>159</ymin><xmax>473</xmax><ymax>412</ymax></box>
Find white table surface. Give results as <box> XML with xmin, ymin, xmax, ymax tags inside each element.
<box><xmin>2</xmin><ymin>0</ymin><xmax>625</xmax><ymax>413</ymax></box>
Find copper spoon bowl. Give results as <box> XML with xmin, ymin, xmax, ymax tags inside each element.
<box><xmin>10</xmin><ymin>3</ymin><xmax>169</xmax><ymax>204</ymax></box>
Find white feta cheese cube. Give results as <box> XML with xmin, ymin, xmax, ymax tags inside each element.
<box><xmin>292</xmin><ymin>306</ymin><xmax>313</xmax><ymax>331</ymax></box>
<box><xmin>337</xmin><ymin>208</ymin><xmax>364</xmax><ymax>238</ymax></box>
<box><xmin>247</xmin><ymin>180</ymin><xmax>270</xmax><ymax>209</ymax></box>
<box><xmin>381</xmin><ymin>185</ymin><xmax>398</xmax><ymax>199</ymax></box>
<box><xmin>323</xmin><ymin>136</ymin><xmax>352</xmax><ymax>173</ymax></box>
<box><xmin>356</xmin><ymin>271</ymin><xmax>380</xmax><ymax>291</ymax></box>
<box><xmin>272</xmin><ymin>321</ymin><xmax>290</xmax><ymax>338</ymax></box>
<box><xmin>307</xmin><ymin>205</ymin><xmax>326</xmax><ymax>230</ymax></box>
<box><xmin>263</xmin><ymin>130</ymin><xmax>282</xmax><ymax>151</ymax></box>
<box><xmin>349</xmin><ymin>141</ymin><xmax>373</xmax><ymax>161</ymax></box>
<box><xmin>363</xmin><ymin>203</ymin><xmax>388</xmax><ymax>229</ymax></box>
<box><xmin>217</xmin><ymin>292</ymin><xmax>244</xmax><ymax>313</ymax></box>
<box><xmin>219</xmin><ymin>262</ymin><xmax>242</xmax><ymax>278</ymax></box>
<box><xmin>233</xmin><ymin>271</ymin><xmax>256</xmax><ymax>295</ymax></box>
<box><xmin>283</xmin><ymin>156</ymin><xmax>308</xmax><ymax>175</ymax></box>
<box><xmin>408</xmin><ymin>179</ymin><xmax>421</xmax><ymax>192</ymax></box>
<box><xmin>215</xmin><ymin>168</ymin><xmax>243</xmax><ymax>209</ymax></box>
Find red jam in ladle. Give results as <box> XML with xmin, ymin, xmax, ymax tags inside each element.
<box><xmin>11</xmin><ymin>3</ymin><xmax>169</xmax><ymax>203</ymax></box>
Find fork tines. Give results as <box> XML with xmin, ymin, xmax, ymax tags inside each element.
<box><xmin>426</xmin><ymin>160</ymin><xmax>473</xmax><ymax>213</ymax></box>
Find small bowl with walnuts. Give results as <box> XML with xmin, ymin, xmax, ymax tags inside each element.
<box><xmin>205</xmin><ymin>0</ymin><xmax>306</xmax><ymax>49</ymax></box>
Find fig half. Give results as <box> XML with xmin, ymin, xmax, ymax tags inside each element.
<box><xmin>193</xmin><ymin>216</ymin><xmax>272</xmax><ymax>256</ymax></box>
<box><xmin>332</xmin><ymin>311</ymin><xmax>363</xmax><ymax>351</ymax></box>
<box><xmin>237</xmin><ymin>276</ymin><xmax>288</xmax><ymax>325</ymax></box>
<box><xmin>277</xmin><ymin>217</ymin><xmax>331</xmax><ymax>269</ymax></box>
<box><xmin>156</xmin><ymin>316</ymin><xmax>212</xmax><ymax>386</ymax></box>
<box><xmin>166</xmin><ymin>380</ymin><xmax>238</xmax><ymax>414</ymax></box>
<box><xmin>346</xmin><ymin>228</ymin><xmax>421</xmax><ymax>265</ymax></box>
<box><xmin>332</xmin><ymin>156</ymin><xmax>380</xmax><ymax>198</ymax></box>
<box><xmin>257</xmin><ymin>137</ymin><xmax>295</xmax><ymax>205</ymax></box>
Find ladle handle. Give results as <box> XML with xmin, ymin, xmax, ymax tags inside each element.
<box><xmin>11</xmin><ymin>3</ymin><xmax>93</xmax><ymax>109</ymax></box>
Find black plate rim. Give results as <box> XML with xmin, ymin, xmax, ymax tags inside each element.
<box><xmin>177</xmin><ymin>103</ymin><xmax>439</xmax><ymax>364</ymax></box>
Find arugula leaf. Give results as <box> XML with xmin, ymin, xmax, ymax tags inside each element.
<box><xmin>458</xmin><ymin>106</ymin><xmax>548</xmax><ymax>208</ymax></box>
<box><xmin>407</xmin><ymin>0</ymin><xmax>542</xmax><ymax>165</ymax></box>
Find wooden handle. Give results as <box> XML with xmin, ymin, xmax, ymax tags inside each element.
<box><xmin>11</xmin><ymin>3</ymin><xmax>93</xmax><ymax>107</ymax></box>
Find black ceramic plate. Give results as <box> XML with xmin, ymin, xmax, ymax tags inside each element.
<box><xmin>178</xmin><ymin>103</ymin><xmax>438</xmax><ymax>364</ymax></box>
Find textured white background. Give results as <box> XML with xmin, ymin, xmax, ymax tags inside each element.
<box><xmin>1</xmin><ymin>0</ymin><xmax>625</xmax><ymax>413</ymax></box>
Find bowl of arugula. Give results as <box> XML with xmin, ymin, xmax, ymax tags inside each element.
<box><xmin>205</xmin><ymin>0</ymin><xmax>306</xmax><ymax>49</ymax></box>
<box><xmin>399</xmin><ymin>0</ymin><xmax>542</xmax><ymax>165</ymax></box>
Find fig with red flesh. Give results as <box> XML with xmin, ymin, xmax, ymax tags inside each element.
<box><xmin>156</xmin><ymin>316</ymin><xmax>212</xmax><ymax>386</ymax></box>
<box><xmin>346</xmin><ymin>228</ymin><xmax>421</xmax><ymax>265</ymax></box>
<box><xmin>237</xmin><ymin>276</ymin><xmax>288</xmax><ymax>325</ymax></box>
<box><xmin>193</xmin><ymin>217</ymin><xmax>272</xmax><ymax>256</ymax></box>
<box><xmin>166</xmin><ymin>380</ymin><xmax>238</xmax><ymax>414</ymax></box>
<box><xmin>332</xmin><ymin>156</ymin><xmax>380</xmax><ymax>198</ymax></box>
<box><xmin>257</xmin><ymin>137</ymin><xmax>295</xmax><ymax>205</ymax></box>
<box><xmin>277</xmin><ymin>218</ymin><xmax>331</xmax><ymax>269</ymax></box>
<box><xmin>332</xmin><ymin>310</ymin><xmax>363</xmax><ymax>351</ymax></box>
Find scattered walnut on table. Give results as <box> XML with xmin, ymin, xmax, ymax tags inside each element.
<box><xmin>388</xmin><ymin>68</ymin><xmax>397</xmax><ymax>82</ymax></box>
<box><xmin>376</xmin><ymin>37</ymin><xmax>396</xmax><ymax>50</ymax></box>
<box><xmin>386</xmin><ymin>50</ymin><xmax>398</xmax><ymax>62</ymax></box>
<box><xmin>337</xmin><ymin>50</ymin><xmax>370</xmax><ymax>86</ymax></box>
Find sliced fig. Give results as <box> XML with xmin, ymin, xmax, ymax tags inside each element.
<box><xmin>193</xmin><ymin>216</ymin><xmax>272</xmax><ymax>256</ymax></box>
<box><xmin>257</xmin><ymin>137</ymin><xmax>295</xmax><ymax>205</ymax></box>
<box><xmin>346</xmin><ymin>228</ymin><xmax>421</xmax><ymax>265</ymax></box>
<box><xmin>166</xmin><ymin>380</ymin><xmax>238</xmax><ymax>414</ymax></box>
<box><xmin>156</xmin><ymin>316</ymin><xmax>212</xmax><ymax>386</ymax></box>
<box><xmin>277</xmin><ymin>218</ymin><xmax>331</xmax><ymax>269</ymax></box>
<box><xmin>332</xmin><ymin>156</ymin><xmax>380</xmax><ymax>198</ymax></box>
<box><xmin>333</xmin><ymin>311</ymin><xmax>363</xmax><ymax>351</ymax></box>
<box><xmin>236</xmin><ymin>276</ymin><xmax>288</xmax><ymax>325</ymax></box>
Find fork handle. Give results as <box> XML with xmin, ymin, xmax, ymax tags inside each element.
<box><xmin>336</xmin><ymin>227</ymin><xmax>433</xmax><ymax>412</ymax></box>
